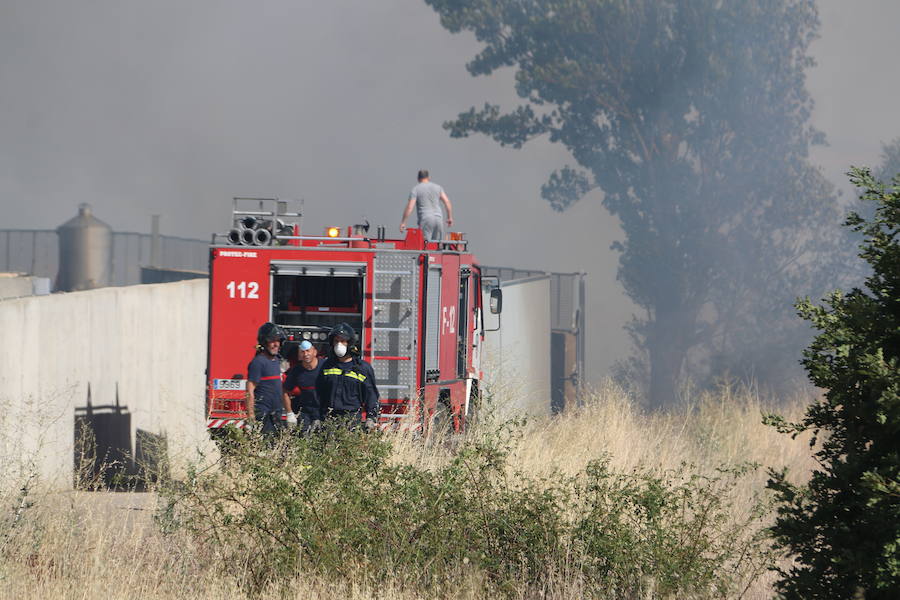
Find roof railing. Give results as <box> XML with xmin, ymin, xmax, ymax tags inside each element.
<box><xmin>211</xmin><ymin>197</ymin><xmax>468</xmax><ymax>251</ymax></box>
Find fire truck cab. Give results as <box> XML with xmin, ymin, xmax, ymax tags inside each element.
<box><xmin>205</xmin><ymin>198</ymin><xmax>498</xmax><ymax>433</ymax></box>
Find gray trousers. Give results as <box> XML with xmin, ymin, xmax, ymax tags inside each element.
<box><xmin>420</xmin><ymin>216</ymin><xmax>444</xmax><ymax>242</ymax></box>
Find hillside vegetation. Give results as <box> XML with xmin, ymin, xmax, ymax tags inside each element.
<box><xmin>0</xmin><ymin>382</ymin><xmax>815</xmax><ymax>599</ymax></box>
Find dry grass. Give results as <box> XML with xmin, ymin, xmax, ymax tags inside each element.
<box><xmin>513</xmin><ymin>379</ymin><xmax>816</xmax><ymax>491</ymax></box>
<box><xmin>0</xmin><ymin>380</ymin><xmax>815</xmax><ymax>599</ymax></box>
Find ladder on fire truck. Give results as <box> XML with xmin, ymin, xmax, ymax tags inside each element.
<box><xmin>370</xmin><ymin>252</ymin><xmax>420</xmax><ymax>430</ymax></box>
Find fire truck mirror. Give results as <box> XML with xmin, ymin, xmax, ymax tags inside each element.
<box><xmin>489</xmin><ymin>287</ymin><xmax>503</xmax><ymax>314</ymax></box>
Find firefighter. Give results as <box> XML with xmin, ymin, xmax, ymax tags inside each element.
<box><xmin>283</xmin><ymin>340</ymin><xmax>323</xmax><ymax>433</ymax></box>
<box><xmin>399</xmin><ymin>169</ymin><xmax>454</xmax><ymax>242</ymax></box>
<box><xmin>315</xmin><ymin>323</ymin><xmax>380</xmax><ymax>430</ymax></box>
<box><xmin>246</xmin><ymin>322</ymin><xmax>286</xmax><ymax>434</ymax></box>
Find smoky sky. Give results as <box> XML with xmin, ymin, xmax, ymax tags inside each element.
<box><xmin>1</xmin><ymin>0</ymin><xmax>899</xmax><ymax>379</ymax></box>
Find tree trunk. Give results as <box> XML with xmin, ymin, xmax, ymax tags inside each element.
<box><xmin>647</xmin><ymin>305</ymin><xmax>693</xmax><ymax>409</ymax></box>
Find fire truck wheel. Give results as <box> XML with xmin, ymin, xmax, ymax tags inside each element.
<box><xmin>429</xmin><ymin>390</ymin><xmax>454</xmax><ymax>438</ymax></box>
<box><xmin>464</xmin><ymin>380</ymin><xmax>481</xmax><ymax>430</ymax></box>
<box><xmin>208</xmin><ymin>426</ymin><xmax>243</xmax><ymax>459</ymax></box>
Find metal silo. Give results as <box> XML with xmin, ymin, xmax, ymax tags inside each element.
<box><xmin>56</xmin><ymin>203</ymin><xmax>112</xmax><ymax>291</ymax></box>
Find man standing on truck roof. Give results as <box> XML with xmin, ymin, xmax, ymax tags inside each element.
<box><xmin>283</xmin><ymin>340</ymin><xmax>323</xmax><ymax>433</ymax></box>
<box><xmin>246</xmin><ymin>322</ymin><xmax>286</xmax><ymax>435</ymax></box>
<box><xmin>399</xmin><ymin>169</ymin><xmax>454</xmax><ymax>242</ymax></box>
<box><xmin>316</xmin><ymin>323</ymin><xmax>380</xmax><ymax>430</ymax></box>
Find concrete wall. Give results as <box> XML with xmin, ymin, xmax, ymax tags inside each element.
<box><xmin>0</xmin><ymin>279</ymin><xmax>211</xmax><ymax>488</ymax></box>
<box><xmin>481</xmin><ymin>276</ymin><xmax>551</xmax><ymax>417</ymax></box>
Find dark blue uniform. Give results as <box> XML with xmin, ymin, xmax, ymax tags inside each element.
<box><xmin>284</xmin><ymin>361</ymin><xmax>324</xmax><ymax>430</ymax></box>
<box><xmin>316</xmin><ymin>357</ymin><xmax>380</xmax><ymax>424</ymax></box>
<box><xmin>247</xmin><ymin>352</ymin><xmax>283</xmax><ymax>433</ymax></box>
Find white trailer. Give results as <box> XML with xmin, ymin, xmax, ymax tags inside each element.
<box><xmin>481</xmin><ymin>268</ymin><xmax>585</xmax><ymax>416</ymax></box>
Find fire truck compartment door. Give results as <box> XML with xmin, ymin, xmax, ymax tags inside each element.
<box><xmin>424</xmin><ymin>266</ymin><xmax>441</xmax><ymax>377</ymax></box>
<box><xmin>270</xmin><ymin>261</ymin><xmax>366</xmax><ymax>277</ymax></box>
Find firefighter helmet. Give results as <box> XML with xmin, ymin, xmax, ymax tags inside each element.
<box><xmin>327</xmin><ymin>322</ymin><xmax>358</xmax><ymax>356</ymax></box>
<box><xmin>257</xmin><ymin>322</ymin><xmax>286</xmax><ymax>346</ymax></box>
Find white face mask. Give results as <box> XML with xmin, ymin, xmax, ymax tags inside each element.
<box><xmin>334</xmin><ymin>342</ymin><xmax>347</xmax><ymax>358</ymax></box>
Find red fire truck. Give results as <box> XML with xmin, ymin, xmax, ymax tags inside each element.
<box><xmin>205</xmin><ymin>198</ymin><xmax>501</xmax><ymax>433</ymax></box>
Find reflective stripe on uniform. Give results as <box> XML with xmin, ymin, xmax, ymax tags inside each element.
<box><xmin>322</xmin><ymin>368</ymin><xmax>366</xmax><ymax>382</ymax></box>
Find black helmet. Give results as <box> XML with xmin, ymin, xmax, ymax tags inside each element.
<box><xmin>257</xmin><ymin>322</ymin><xmax>286</xmax><ymax>346</ymax></box>
<box><xmin>327</xmin><ymin>322</ymin><xmax>358</xmax><ymax>354</ymax></box>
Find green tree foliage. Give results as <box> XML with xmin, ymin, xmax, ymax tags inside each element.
<box><xmin>846</xmin><ymin>138</ymin><xmax>900</xmax><ymax>285</ymax></box>
<box><xmin>850</xmin><ymin>137</ymin><xmax>900</xmax><ymax>231</ymax></box>
<box><xmin>767</xmin><ymin>167</ymin><xmax>900</xmax><ymax>598</ymax></box>
<box><xmin>424</xmin><ymin>0</ymin><xmax>841</xmax><ymax>405</ymax></box>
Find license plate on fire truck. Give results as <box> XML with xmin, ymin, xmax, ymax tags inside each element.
<box><xmin>213</xmin><ymin>379</ymin><xmax>247</xmax><ymax>390</ymax></box>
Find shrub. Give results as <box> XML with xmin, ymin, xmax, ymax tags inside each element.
<box><xmin>766</xmin><ymin>167</ymin><xmax>900</xmax><ymax>598</ymax></box>
<box><xmin>574</xmin><ymin>460</ymin><xmax>770</xmax><ymax>597</ymax></box>
<box><xmin>159</xmin><ymin>418</ymin><xmax>769</xmax><ymax>598</ymax></box>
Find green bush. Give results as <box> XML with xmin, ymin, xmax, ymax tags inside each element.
<box><xmin>766</xmin><ymin>168</ymin><xmax>900</xmax><ymax>599</ymax></box>
<box><xmin>159</xmin><ymin>422</ymin><xmax>768</xmax><ymax>598</ymax></box>
<box><xmin>574</xmin><ymin>460</ymin><xmax>768</xmax><ymax>597</ymax></box>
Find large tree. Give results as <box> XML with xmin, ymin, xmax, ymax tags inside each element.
<box><xmin>425</xmin><ymin>0</ymin><xmax>841</xmax><ymax>406</ymax></box>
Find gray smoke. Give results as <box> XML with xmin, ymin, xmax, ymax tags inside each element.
<box><xmin>1</xmin><ymin>0</ymin><xmax>898</xmax><ymax>381</ymax></box>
